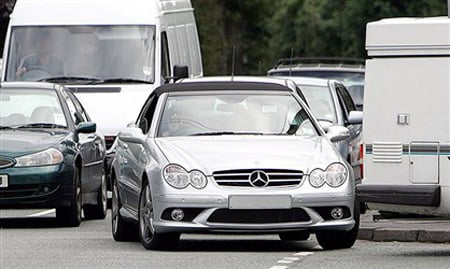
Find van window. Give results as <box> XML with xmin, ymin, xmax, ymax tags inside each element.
<box><xmin>5</xmin><ymin>25</ymin><xmax>156</xmax><ymax>83</ymax></box>
<box><xmin>161</xmin><ymin>32</ymin><xmax>171</xmax><ymax>82</ymax></box>
<box><xmin>186</xmin><ymin>23</ymin><xmax>202</xmax><ymax>76</ymax></box>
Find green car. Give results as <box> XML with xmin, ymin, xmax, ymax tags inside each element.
<box><xmin>0</xmin><ymin>82</ymin><xmax>107</xmax><ymax>226</ymax></box>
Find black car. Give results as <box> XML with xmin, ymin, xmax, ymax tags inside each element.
<box><xmin>0</xmin><ymin>82</ymin><xmax>107</xmax><ymax>226</ymax></box>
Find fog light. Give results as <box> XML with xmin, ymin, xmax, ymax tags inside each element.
<box><xmin>330</xmin><ymin>207</ymin><xmax>344</xmax><ymax>220</ymax></box>
<box><xmin>171</xmin><ymin>209</ymin><xmax>184</xmax><ymax>221</ymax></box>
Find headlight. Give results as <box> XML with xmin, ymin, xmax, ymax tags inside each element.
<box><xmin>15</xmin><ymin>148</ymin><xmax>63</xmax><ymax>167</ymax></box>
<box><xmin>189</xmin><ymin>170</ymin><xmax>207</xmax><ymax>189</ymax></box>
<box><xmin>309</xmin><ymin>163</ymin><xmax>348</xmax><ymax>188</ymax></box>
<box><xmin>163</xmin><ymin>165</ymin><xmax>208</xmax><ymax>189</ymax></box>
<box><xmin>309</xmin><ymin>169</ymin><xmax>325</xmax><ymax>188</ymax></box>
<box><xmin>324</xmin><ymin>163</ymin><xmax>348</xmax><ymax>187</ymax></box>
<box><xmin>163</xmin><ymin>164</ymin><xmax>189</xmax><ymax>189</ymax></box>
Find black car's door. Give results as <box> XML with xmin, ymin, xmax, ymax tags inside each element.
<box><xmin>120</xmin><ymin>93</ymin><xmax>159</xmax><ymax>211</ymax></box>
<box><xmin>64</xmin><ymin>91</ymin><xmax>104</xmax><ymax>194</ymax></box>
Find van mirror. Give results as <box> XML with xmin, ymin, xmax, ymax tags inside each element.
<box><xmin>173</xmin><ymin>65</ymin><xmax>189</xmax><ymax>81</ymax></box>
<box><xmin>326</xmin><ymin>126</ymin><xmax>350</xmax><ymax>143</ymax></box>
<box><xmin>348</xmin><ymin>111</ymin><xmax>363</xmax><ymax>125</ymax></box>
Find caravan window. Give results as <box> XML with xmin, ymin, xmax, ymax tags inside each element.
<box><xmin>5</xmin><ymin>25</ymin><xmax>156</xmax><ymax>83</ymax></box>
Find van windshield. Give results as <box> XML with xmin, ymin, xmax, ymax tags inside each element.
<box><xmin>5</xmin><ymin>25</ymin><xmax>155</xmax><ymax>84</ymax></box>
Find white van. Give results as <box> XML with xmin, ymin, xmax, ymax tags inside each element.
<box><xmin>1</xmin><ymin>0</ymin><xmax>203</xmax><ymax>149</ymax></box>
<box><xmin>357</xmin><ymin>17</ymin><xmax>450</xmax><ymax>216</ymax></box>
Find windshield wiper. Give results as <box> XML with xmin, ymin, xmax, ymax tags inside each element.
<box><xmin>39</xmin><ymin>76</ymin><xmax>102</xmax><ymax>84</ymax></box>
<box><xmin>90</xmin><ymin>78</ymin><xmax>152</xmax><ymax>84</ymax></box>
<box><xmin>0</xmin><ymin>125</ymin><xmax>13</xmax><ymax>130</ymax></box>
<box><xmin>13</xmin><ymin>123</ymin><xmax>67</xmax><ymax>129</ymax></box>
<box><xmin>191</xmin><ymin>131</ymin><xmax>265</xmax><ymax>136</ymax></box>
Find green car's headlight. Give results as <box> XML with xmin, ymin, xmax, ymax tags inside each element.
<box><xmin>163</xmin><ymin>164</ymin><xmax>208</xmax><ymax>189</ymax></box>
<box><xmin>15</xmin><ymin>148</ymin><xmax>63</xmax><ymax>167</ymax></box>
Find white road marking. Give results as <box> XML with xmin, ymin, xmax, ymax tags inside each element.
<box><xmin>27</xmin><ymin>209</ymin><xmax>55</xmax><ymax>217</ymax></box>
<box><xmin>293</xmin><ymin>251</ymin><xmax>314</xmax><ymax>256</ymax></box>
<box><xmin>283</xmin><ymin>257</ymin><xmax>300</xmax><ymax>261</ymax></box>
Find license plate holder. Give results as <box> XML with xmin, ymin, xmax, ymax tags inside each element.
<box><xmin>0</xmin><ymin>174</ymin><xmax>8</xmax><ymax>188</ymax></box>
<box><xmin>229</xmin><ymin>195</ymin><xmax>292</xmax><ymax>209</ymax></box>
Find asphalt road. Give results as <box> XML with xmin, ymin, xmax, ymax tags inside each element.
<box><xmin>1</xmin><ymin>209</ymin><xmax>450</xmax><ymax>269</ymax></box>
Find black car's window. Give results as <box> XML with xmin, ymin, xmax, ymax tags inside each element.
<box><xmin>0</xmin><ymin>88</ymin><xmax>67</xmax><ymax>127</ymax></box>
<box><xmin>63</xmin><ymin>92</ymin><xmax>84</xmax><ymax>125</ymax></box>
<box><xmin>336</xmin><ymin>84</ymin><xmax>356</xmax><ymax>118</ymax></box>
<box><xmin>137</xmin><ymin>94</ymin><xmax>158</xmax><ymax>134</ymax></box>
<box><xmin>66</xmin><ymin>91</ymin><xmax>90</xmax><ymax>122</ymax></box>
<box><xmin>157</xmin><ymin>92</ymin><xmax>318</xmax><ymax>137</ymax></box>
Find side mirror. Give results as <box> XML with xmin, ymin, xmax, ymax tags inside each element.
<box><xmin>118</xmin><ymin>127</ymin><xmax>145</xmax><ymax>144</ymax></box>
<box><xmin>76</xmin><ymin>122</ymin><xmax>96</xmax><ymax>134</ymax></box>
<box><xmin>318</xmin><ymin>120</ymin><xmax>333</xmax><ymax>133</ymax></box>
<box><xmin>347</xmin><ymin>111</ymin><xmax>363</xmax><ymax>125</ymax></box>
<box><xmin>326</xmin><ymin>126</ymin><xmax>350</xmax><ymax>143</ymax></box>
<box><xmin>173</xmin><ymin>65</ymin><xmax>189</xmax><ymax>81</ymax></box>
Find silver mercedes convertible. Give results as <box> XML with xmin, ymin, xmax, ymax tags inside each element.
<box><xmin>111</xmin><ymin>77</ymin><xmax>360</xmax><ymax>250</ymax></box>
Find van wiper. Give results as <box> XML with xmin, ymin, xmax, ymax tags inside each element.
<box><xmin>91</xmin><ymin>78</ymin><xmax>152</xmax><ymax>84</ymax></box>
<box><xmin>13</xmin><ymin>123</ymin><xmax>67</xmax><ymax>129</ymax></box>
<box><xmin>0</xmin><ymin>125</ymin><xmax>13</xmax><ymax>130</ymax></box>
<box><xmin>191</xmin><ymin>131</ymin><xmax>264</xmax><ymax>136</ymax></box>
<box><xmin>39</xmin><ymin>76</ymin><xmax>102</xmax><ymax>84</ymax></box>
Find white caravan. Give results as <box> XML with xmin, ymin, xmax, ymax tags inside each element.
<box><xmin>1</xmin><ymin>0</ymin><xmax>203</xmax><ymax>149</ymax></box>
<box><xmin>357</xmin><ymin>17</ymin><xmax>450</xmax><ymax>216</ymax></box>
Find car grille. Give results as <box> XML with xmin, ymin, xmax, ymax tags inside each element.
<box><xmin>212</xmin><ymin>169</ymin><xmax>303</xmax><ymax>187</ymax></box>
<box><xmin>207</xmin><ymin>208</ymin><xmax>310</xmax><ymax>224</ymax></box>
<box><xmin>0</xmin><ymin>156</ymin><xmax>15</xmax><ymax>169</ymax></box>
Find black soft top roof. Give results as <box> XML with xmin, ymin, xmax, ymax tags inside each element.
<box><xmin>154</xmin><ymin>81</ymin><xmax>292</xmax><ymax>96</ymax></box>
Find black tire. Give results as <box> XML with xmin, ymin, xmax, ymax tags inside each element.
<box><xmin>316</xmin><ymin>202</ymin><xmax>360</xmax><ymax>250</ymax></box>
<box><xmin>138</xmin><ymin>181</ymin><xmax>180</xmax><ymax>250</ymax></box>
<box><xmin>56</xmin><ymin>167</ymin><xmax>82</xmax><ymax>227</ymax></box>
<box><xmin>84</xmin><ymin>167</ymin><xmax>108</xmax><ymax>220</ymax></box>
<box><xmin>111</xmin><ymin>176</ymin><xmax>138</xmax><ymax>241</ymax></box>
<box><xmin>279</xmin><ymin>231</ymin><xmax>310</xmax><ymax>241</ymax></box>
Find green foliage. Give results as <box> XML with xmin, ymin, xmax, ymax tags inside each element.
<box><xmin>192</xmin><ymin>0</ymin><xmax>447</xmax><ymax>75</ymax></box>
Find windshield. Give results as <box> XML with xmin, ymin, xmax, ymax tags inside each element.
<box><xmin>5</xmin><ymin>25</ymin><xmax>155</xmax><ymax>83</ymax></box>
<box><xmin>157</xmin><ymin>92</ymin><xmax>318</xmax><ymax>137</ymax></box>
<box><xmin>0</xmin><ymin>89</ymin><xmax>67</xmax><ymax>128</ymax></box>
<box><xmin>270</xmin><ymin>70</ymin><xmax>364</xmax><ymax>106</ymax></box>
<box><xmin>298</xmin><ymin>85</ymin><xmax>337</xmax><ymax>123</ymax></box>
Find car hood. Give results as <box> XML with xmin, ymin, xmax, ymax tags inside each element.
<box><xmin>155</xmin><ymin>136</ymin><xmax>341</xmax><ymax>175</ymax></box>
<box><xmin>0</xmin><ymin>130</ymin><xmax>69</xmax><ymax>157</ymax></box>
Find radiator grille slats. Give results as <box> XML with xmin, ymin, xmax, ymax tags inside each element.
<box><xmin>213</xmin><ymin>169</ymin><xmax>303</xmax><ymax>187</ymax></box>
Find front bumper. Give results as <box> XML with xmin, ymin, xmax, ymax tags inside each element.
<box><xmin>0</xmin><ymin>164</ymin><xmax>75</xmax><ymax>209</ymax></box>
<box><xmin>152</xmin><ymin>193</ymin><xmax>355</xmax><ymax>234</ymax></box>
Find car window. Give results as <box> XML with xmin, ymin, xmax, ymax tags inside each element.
<box><xmin>0</xmin><ymin>88</ymin><xmax>67</xmax><ymax>127</ymax></box>
<box><xmin>297</xmin><ymin>85</ymin><xmax>337</xmax><ymax>123</ymax></box>
<box><xmin>63</xmin><ymin>91</ymin><xmax>84</xmax><ymax>125</ymax></box>
<box><xmin>157</xmin><ymin>92</ymin><xmax>318</xmax><ymax>137</ymax></box>
<box><xmin>66</xmin><ymin>90</ymin><xmax>90</xmax><ymax>122</ymax></box>
<box><xmin>336</xmin><ymin>84</ymin><xmax>356</xmax><ymax>117</ymax></box>
<box><xmin>137</xmin><ymin>94</ymin><xmax>158</xmax><ymax>134</ymax></box>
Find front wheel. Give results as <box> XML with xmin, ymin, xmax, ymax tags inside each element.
<box><xmin>139</xmin><ymin>181</ymin><xmax>180</xmax><ymax>250</ymax></box>
<box><xmin>316</xmin><ymin>202</ymin><xmax>360</xmax><ymax>250</ymax></box>
<box><xmin>56</xmin><ymin>167</ymin><xmax>82</xmax><ymax>227</ymax></box>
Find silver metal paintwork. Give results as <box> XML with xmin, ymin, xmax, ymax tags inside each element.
<box><xmin>113</xmin><ymin>77</ymin><xmax>356</xmax><ymax>235</ymax></box>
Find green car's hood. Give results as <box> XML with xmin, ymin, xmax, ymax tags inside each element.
<box><xmin>0</xmin><ymin>130</ymin><xmax>70</xmax><ymax>157</ymax></box>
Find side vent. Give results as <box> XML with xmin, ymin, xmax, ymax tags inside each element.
<box><xmin>372</xmin><ymin>142</ymin><xmax>403</xmax><ymax>163</ymax></box>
